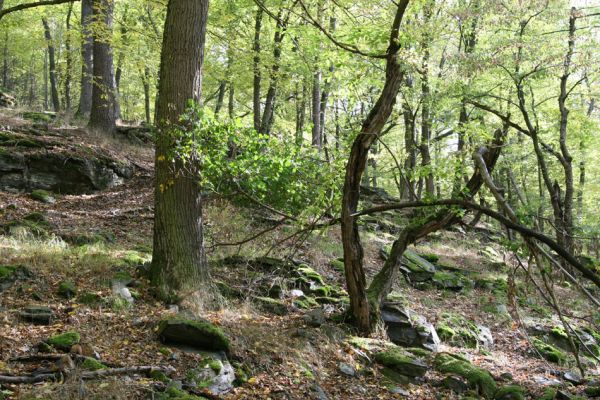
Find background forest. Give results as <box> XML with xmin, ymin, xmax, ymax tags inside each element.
<box><xmin>0</xmin><ymin>0</ymin><xmax>599</xmax><ymax>399</ymax></box>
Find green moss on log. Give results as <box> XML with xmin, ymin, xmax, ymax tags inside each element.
<box><xmin>47</xmin><ymin>331</ymin><xmax>80</xmax><ymax>350</ymax></box>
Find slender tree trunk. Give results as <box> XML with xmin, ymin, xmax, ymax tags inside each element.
<box><xmin>311</xmin><ymin>69</ymin><xmax>322</xmax><ymax>148</ymax></box>
<box><xmin>556</xmin><ymin>7</ymin><xmax>576</xmax><ymax>256</ymax></box>
<box><xmin>295</xmin><ymin>81</ymin><xmax>307</xmax><ymax>146</ymax></box>
<box><xmin>43</xmin><ymin>49</ymin><xmax>48</xmax><ymax>110</ymax></box>
<box><xmin>114</xmin><ymin>5</ymin><xmax>129</xmax><ymax>120</ymax></box>
<box><xmin>420</xmin><ymin>2</ymin><xmax>434</xmax><ymax>196</ymax></box>
<box><xmin>2</xmin><ymin>31</ymin><xmax>8</xmax><ymax>90</ymax></box>
<box><xmin>64</xmin><ymin>2</ymin><xmax>73</xmax><ymax>112</ymax></box>
<box><xmin>88</xmin><ymin>0</ymin><xmax>117</xmax><ymax>134</ymax></box>
<box><xmin>214</xmin><ymin>81</ymin><xmax>226</xmax><ymax>116</ymax></box>
<box><xmin>140</xmin><ymin>67</ymin><xmax>151</xmax><ymax>124</ymax></box>
<box><xmin>151</xmin><ymin>0</ymin><xmax>211</xmax><ymax>302</ymax></box>
<box><xmin>318</xmin><ymin>16</ymin><xmax>336</xmax><ymax>145</ymax></box>
<box><xmin>252</xmin><ymin>7</ymin><xmax>263</xmax><ymax>132</ymax></box>
<box><xmin>402</xmin><ymin>94</ymin><xmax>416</xmax><ymax>200</ymax></box>
<box><xmin>42</xmin><ymin>17</ymin><xmax>60</xmax><ymax>112</ymax></box>
<box><xmin>77</xmin><ymin>0</ymin><xmax>93</xmax><ymax>118</ymax></box>
<box><xmin>260</xmin><ymin>8</ymin><xmax>286</xmax><ymax>135</ymax></box>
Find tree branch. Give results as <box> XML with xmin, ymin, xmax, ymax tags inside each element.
<box><xmin>0</xmin><ymin>0</ymin><xmax>79</xmax><ymax>21</ymax></box>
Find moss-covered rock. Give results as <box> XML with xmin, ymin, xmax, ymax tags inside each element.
<box><xmin>296</xmin><ymin>265</ymin><xmax>325</xmax><ymax>285</ymax></box>
<box><xmin>57</xmin><ymin>280</ymin><xmax>77</xmax><ymax>299</ymax></box>
<box><xmin>374</xmin><ymin>347</ymin><xmax>428</xmax><ymax>378</ymax></box>
<box><xmin>330</xmin><ymin>259</ymin><xmax>344</xmax><ymax>273</ymax></box>
<box><xmin>400</xmin><ymin>249</ymin><xmax>437</xmax><ymax>283</ymax></box>
<box><xmin>293</xmin><ymin>296</ymin><xmax>319</xmax><ymax>309</ymax></box>
<box><xmin>419</xmin><ymin>253</ymin><xmax>440</xmax><ymax>263</ymax></box>
<box><xmin>585</xmin><ymin>385</ymin><xmax>600</xmax><ymax>397</ymax></box>
<box><xmin>436</xmin><ymin>314</ymin><xmax>481</xmax><ymax>349</ymax></box>
<box><xmin>46</xmin><ymin>331</ymin><xmax>80</xmax><ymax>351</ymax></box>
<box><xmin>253</xmin><ymin>296</ymin><xmax>288</xmax><ymax>315</ymax></box>
<box><xmin>434</xmin><ymin>353</ymin><xmax>497</xmax><ymax>399</ymax></box>
<box><xmin>158</xmin><ymin>318</ymin><xmax>229</xmax><ymax>352</ymax></box>
<box><xmin>30</xmin><ymin>189</ymin><xmax>55</xmax><ymax>204</ymax></box>
<box><xmin>81</xmin><ymin>357</ymin><xmax>107</xmax><ymax>371</ymax></box>
<box><xmin>532</xmin><ymin>338</ymin><xmax>566</xmax><ymax>364</ymax></box>
<box><xmin>22</xmin><ymin>111</ymin><xmax>55</xmax><ymax>123</ymax></box>
<box><xmin>494</xmin><ymin>385</ymin><xmax>525</xmax><ymax>400</ymax></box>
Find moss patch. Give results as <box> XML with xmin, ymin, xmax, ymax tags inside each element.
<box><xmin>374</xmin><ymin>348</ymin><xmax>428</xmax><ymax>377</ymax></box>
<box><xmin>0</xmin><ymin>265</ymin><xmax>17</xmax><ymax>280</ymax></box>
<box><xmin>57</xmin><ymin>280</ymin><xmax>77</xmax><ymax>299</ymax></box>
<box><xmin>81</xmin><ymin>357</ymin><xmax>107</xmax><ymax>371</ymax></box>
<box><xmin>532</xmin><ymin>338</ymin><xmax>566</xmax><ymax>364</ymax></box>
<box><xmin>47</xmin><ymin>331</ymin><xmax>80</xmax><ymax>351</ymax></box>
<box><xmin>158</xmin><ymin>318</ymin><xmax>230</xmax><ymax>352</ymax></box>
<box><xmin>434</xmin><ymin>353</ymin><xmax>497</xmax><ymax>399</ymax></box>
<box><xmin>330</xmin><ymin>259</ymin><xmax>344</xmax><ymax>273</ymax></box>
<box><xmin>494</xmin><ymin>385</ymin><xmax>525</xmax><ymax>400</ymax></box>
<box><xmin>296</xmin><ymin>265</ymin><xmax>325</xmax><ymax>285</ymax></box>
<box><xmin>585</xmin><ymin>386</ymin><xmax>600</xmax><ymax>397</ymax></box>
<box><xmin>30</xmin><ymin>189</ymin><xmax>54</xmax><ymax>203</ymax></box>
<box><xmin>253</xmin><ymin>296</ymin><xmax>288</xmax><ymax>315</ymax></box>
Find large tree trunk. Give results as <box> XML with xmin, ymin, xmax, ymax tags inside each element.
<box><xmin>150</xmin><ymin>0</ymin><xmax>210</xmax><ymax>302</ymax></box>
<box><xmin>341</xmin><ymin>0</ymin><xmax>410</xmax><ymax>333</ymax></box>
<box><xmin>77</xmin><ymin>0</ymin><xmax>93</xmax><ymax>118</ymax></box>
<box><xmin>88</xmin><ymin>0</ymin><xmax>117</xmax><ymax>134</ymax></box>
<box><xmin>42</xmin><ymin>17</ymin><xmax>60</xmax><ymax>112</ymax></box>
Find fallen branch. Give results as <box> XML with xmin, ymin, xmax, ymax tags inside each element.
<box><xmin>0</xmin><ymin>365</ymin><xmax>174</xmax><ymax>384</ymax></box>
<box><xmin>0</xmin><ymin>373</ymin><xmax>57</xmax><ymax>383</ymax></box>
<box><xmin>80</xmin><ymin>365</ymin><xmax>173</xmax><ymax>379</ymax></box>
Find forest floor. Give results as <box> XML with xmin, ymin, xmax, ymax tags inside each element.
<box><xmin>0</xmin><ymin>110</ymin><xmax>599</xmax><ymax>399</ymax></box>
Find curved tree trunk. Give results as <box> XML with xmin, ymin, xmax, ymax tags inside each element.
<box><xmin>341</xmin><ymin>0</ymin><xmax>410</xmax><ymax>333</ymax></box>
<box><xmin>88</xmin><ymin>0</ymin><xmax>117</xmax><ymax>134</ymax></box>
<box><xmin>150</xmin><ymin>0</ymin><xmax>210</xmax><ymax>302</ymax></box>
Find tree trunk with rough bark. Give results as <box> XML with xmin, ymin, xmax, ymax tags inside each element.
<box><xmin>42</xmin><ymin>17</ymin><xmax>60</xmax><ymax>112</ymax></box>
<box><xmin>341</xmin><ymin>0</ymin><xmax>410</xmax><ymax>333</ymax></box>
<box><xmin>252</xmin><ymin>7</ymin><xmax>263</xmax><ymax>132</ymax></box>
<box><xmin>150</xmin><ymin>0</ymin><xmax>211</xmax><ymax>303</ymax></box>
<box><xmin>88</xmin><ymin>0</ymin><xmax>117</xmax><ymax>134</ymax></box>
<box><xmin>64</xmin><ymin>2</ymin><xmax>73</xmax><ymax>112</ymax></box>
<box><xmin>77</xmin><ymin>0</ymin><xmax>93</xmax><ymax>118</ymax></box>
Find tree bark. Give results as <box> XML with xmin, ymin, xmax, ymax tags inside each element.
<box><xmin>419</xmin><ymin>2</ymin><xmax>434</xmax><ymax>196</ymax></box>
<box><xmin>341</xmin><ymin>0</ymin><xmax>410</xmax><ymax>333</ymax></box>
<box><xmin>64</xmin><ymin>2</ymin><xmax>73</xmax><ymax>112</ymax></box>
<box><xmin>42</xmin><ymin>17</ymin><xmax>60</xmax><ymax>112</ymax></box>
<box><xmin>150</xmin><ymin>0</ymin><xmax>211</xmax><ymax>302</ymax></box>
<box><xmin>2</xmin><ymin>31</ymin><xmax>8</xmax><ymax>90</ymax></box>
<box><xmin>141</xmin><ymin>66</ymin><xmax>151</xmax><ymax>124</ymax></box>
<box><xmin>77</xmin><ymin>0</ymin><xmax>93</xmax><ymax>118</ymax></box>
<box><xmin>260</xmin><ymin>7</ymin><xmax>287</xmax><ymax>135</ymax></box>
<box><xmin>252</xmin><ymin>7</ymin><xmax>263</xmax><ymax>132</ymax></box>
<box><xmin>88</xmin><ymin>0</ymin><xmax>117</xmax><ymax>134</ymax></box>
